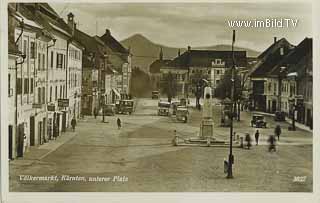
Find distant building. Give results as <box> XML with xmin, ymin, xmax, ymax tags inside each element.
<box><xmin>149</xmin><ymin>47</ymin><xmax>171</xmax><ymax>91</ymax></box>
<box><xmin>160</xmin><ymin>46</ymin><xmax>247</xmax><ymax>98</ymax></box>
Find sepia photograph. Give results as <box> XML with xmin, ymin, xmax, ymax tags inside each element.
<box><xmin>2</xmin><ymin>0</ymin><xmax>315</xmax><ymax>196</ymax></box>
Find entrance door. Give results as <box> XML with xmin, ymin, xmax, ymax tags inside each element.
<box><xmin>62</xmin><ymin>112</ymin><xmax>66</xmax><ymax>132</ymax></box>
<box><xmin>307</xmin><ymin>109</ymin><xmax>312</xmax><ymax>128</ymax></box>
<box><xmin>57</xmin><ymin>114</ymin><xmax>60</xmax><ymax>137</ymax></box>
<box><xmin>43</xmin><ymin>118</ymin><xmax>47</xmax><ymax>143</ymax></box>
<box><xmin>30</xmin><ymin>116</ymin><xmax>35</xmax><ymax>146</ymax></box>
<box><xmin>272</xmin><ymin>100</ymin><xmax>277</xmax><ymax>113</ymax></box>
<box><xmin>8</xmin><ymin>125</ymin><xmax>13</xmax><ymax>159</ymax></box>
<box><xmin>38</xmin><ymin>121</ymin><xmax>42</xmax><ymax>145</ymax></box>
<box><xmin>17</xmin><ymin>124</ymin><xmax>24</xmax><ymax>157</ymax></box>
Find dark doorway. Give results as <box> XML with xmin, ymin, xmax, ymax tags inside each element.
<box><xmin>30</xmin><ymin>116</ymin><xmax>35</xmax><ymax>146</ymax></box>
<box><xmin>43</xmin><ymin>118</ymin><xmax>47</xmax><ymax>143</ymax></box>
<box><xmin>62</xmin><ymin>111</ymin><xmax>66</xmax><ymax>132</ymax></box>
<box><xmin>272</xmin><ymin>100</ymin><xmax>277</xmax><ymax>113</ymax></box>
<box><xmin>9</xmin><ymin>125</ymin><xmax>13</xmax><ymax>159</ymax></box>
<box><xmin>17</xmin><ymin>124</ymin><xmax>24</xmax><ymax>157</ymax></box>
<box><xmin>38</xmin><ymin>121</ymin><xmax>43</xmax><ymax>145</ymax></box>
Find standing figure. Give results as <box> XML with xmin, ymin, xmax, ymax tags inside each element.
<box><xmin>267</xmin><ymin>135</ymin><xmax>276</xmax><ymax>152</ymax></box>
<box><xmin>274</xmin><ymin>125</ymin><xmax>282</xmax><ymax>141</ymax></box>
<box><xmin>71</xmin><ymin>117</ymin><xmax>76</xmax><ymax>132</ymax></box>
<box><xmin>245</xmin><ymin>133</ymin><xmax>252</xmax><ymax>149</ymax></box>
<box><xmin>254</xmin><ymin>130</ymin><xmax>260</xmax><ymax>145</ymax></box>
<box><xmin>117</xmin><ymin>118</ymin><xmax>122</xmax><ymax>130</ymax></box>
<box><xmin>94</xmin><ymin>107</ymin><xmax>98</xmax><ymax>119</ymax></box>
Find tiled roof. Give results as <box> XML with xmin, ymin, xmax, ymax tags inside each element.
<box><xmin>250</xmin><ymin>38</ymin><xmax>294</xmax><ymax>77</ymax></box>
<box><xmin>269</xmin><ymin>38</ymin><xmax>312</xmax><ymax>77</ymax></box>
<box><xmin>165</xmin><ymin>50</ymin><xmax>247</xmax><ymax>69</ymax></box>
<box><xmin>149</xmin><ymin>59</ymin><xmax>171</xmax><ymax>73</ymax></box>
<box><xmin>100</xmin><ymin>30</ymin><xmax>129</xmax><ymax>54</ymax></box>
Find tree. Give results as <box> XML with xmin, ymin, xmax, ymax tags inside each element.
<box><xmin>160</xmin><ymin>71</ymin><xmax>177</xmax><ymax>102</ymax></box>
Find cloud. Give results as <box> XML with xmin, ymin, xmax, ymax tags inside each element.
<box><xmin>51</xmin><ymin>2</ymin><xmax>312</xmax><ymax>51</ymax></box>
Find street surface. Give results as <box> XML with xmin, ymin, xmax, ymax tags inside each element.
<box><xmin>10</xmin><ymin>98</ymin><xmax>312</xmax><ymax>192</ymax></box>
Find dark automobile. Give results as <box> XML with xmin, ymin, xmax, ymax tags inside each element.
<box><xmin>274</xmin><ymin>111</ymin><xmax>286</xmax><ymax>121</ymax></box>
<box><xmin>152</xmin><ymin>91</ymin><xmax>160</xmax><ymax>99</ymax></box>
<box><xmin>251</xmin><ymin>114</ymin><xmax>267</xmax><ymax>128</ymax></box>
<box><xmin>117</xmin><ymin>100</ymin><xmax>134</xmax><ymax>115</ymax></box>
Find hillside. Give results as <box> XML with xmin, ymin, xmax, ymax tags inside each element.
<box><xmin>121</xmin><ymin>34</ymin><xmax>260</xmax><ymax>73</ymax></box>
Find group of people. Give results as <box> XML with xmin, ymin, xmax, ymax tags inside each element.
<box><xmin>243</xmin><ymin>124</ymin><xmax>282</xmax><ymax>152</ymax></box>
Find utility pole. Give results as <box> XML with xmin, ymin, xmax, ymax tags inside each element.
<box><xmin>227</xmin><ymin>30</ymin><xmax>236</xmax><ymax>179</ymax></box>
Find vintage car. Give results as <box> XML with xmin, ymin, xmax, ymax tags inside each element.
<box><xmin>158</xmin><ymin>101</ymin><xmax>171</xmax><ymax>116</ymax></box>
<box><xmin>103</xmin><ymin>104</ymin><xmax>116</xmax><ymax>116</ymax></box>
<box><xmin>117</xmin><ymin>100</ymin><xmax>134</xmax><ymax>115</ymax></box>
<box><xmin>251</xmin><ymin>114</ymin><xmax>267</xmax><ymax>128</ymax></box>
<box><xmin>152</xmin><ymin>91</ymin><xmax>160</xmax><ymax>99</ymax></box>
<box><xmin>176</xmin><ymin>106</ymin><xmax>189</xmax><ymax>123</ymax></box>
<box><xmin>274</xmin><ymin>111</ymin><xmax>286</xmax><ymax>121</ymax></box>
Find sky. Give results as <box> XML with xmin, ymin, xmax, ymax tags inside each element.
<box><xmin>51</xmin><ymin>2</ymin><xmax>312</xmax><ymax>52</ymax></box>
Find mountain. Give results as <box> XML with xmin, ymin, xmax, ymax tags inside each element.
<box><xmin>121</xmin><ymin>34</ymin><xmax>260</xmax><ymax>73</ymax></box>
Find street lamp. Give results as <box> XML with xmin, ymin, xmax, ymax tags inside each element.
<box><xmin>226</xmin><ymin>29</ymin><xmax>236</xmax><ymax>179</ymax></box>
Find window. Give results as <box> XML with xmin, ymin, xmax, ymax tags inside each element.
<box><xmin>56</xmin><ymin>53</ymin><xmax>63</xmax><ymax>68</ymax></box>
<box><xmin>60</xmin><ymin>85</ymin><xmax>62</xmax><ymax>98</ymax></box>
<box><xmin>30</xmin><ymin>78</ymin><xmax>34</xmax><ymax>94</ymax></box>
<box><xmin>63</xmin><ymin>55</ymin><xmax>66</xmax><ymax>69</ymax></box>
<box><xmin>42</xmin><ymin>54</ymin><xmax>45</xmax><ymax>70</ymax></box>
<box><xmin>42</xmin><ymin>87</ymin><xmax>45</xmax><ymax>104</ymax></box>
<box><xmin>23</xmin><ymin>40</ymin><xmax>27</xmax><ymax>56</ymax></box>
<box><xmin>50</xmin><ymin>51</ymin><xmax>54</xmax><ymax>68</ymax></box>
<box><xmin>17</xmin><ymin>78</ymin><xmax>22</xmax><ymax>95</ymax></box>
<box><xmin>50</xmin><ymin>86</ymin><xmax>52</xmax><ymax>102</ymax></box>
<box><xmin>30</xmin><ymin>42</ymin><xmax>36</xmax><ymax>59</ymax></box>
<box><xmin>38</xmin><ymin>87</ymin><xmax>41</xmax><ymax>103</ymax></box>
<box><xmin>8</xmin><ymin>74</ymin><xmax>11</xmax><ymax>96</ymax></box>
<box><xmin>216</xmin><ymin>70</ymin><xmax>220</xmax><ymax>75</ymax></box>
<box><xmin>55</xmin><ymin>86</ymin><xmax>57</xmax><ymax>100</ymax></box>
<box><xmin>280</xmin><ymin>47</ymin><xmax>284</xmax><ymax>56</ymax></box>
<box><xmin>208</xmin><ymin>70</ymin><xmax>211</xmax><ymax>74</ymax></box>
<box><xmin>38</xmin><ymin>53</ymin><xmax>41</xmax><ymax>70</ymax></box>
<box><xmin>24</xmin><ymin>78</ymin><xmax>29</xmax><ymax>94</ymax></box>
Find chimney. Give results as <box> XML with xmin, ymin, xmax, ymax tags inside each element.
<box><xmin>67</xmin><ymin>12</ymin><xmax>75</xmax><ymax>35</ymax></box>
<box><xmin>274</xmin><ymin>37</ymin><xmax>277</xmax><ymax>44</ymax></box>
<box><xmin>178</xmin><ymin>49</ymin><xmax>181</xmax><ymax>57</ymax></box>
<box><xmin>188</xmin><ymin>46</ymin><xmax>191</xmax><ymax>51</ymax></box>
<box><xmin>35</xmin><ymin>3</ymin><xmax>40</xmax><ymax>11</ymax></box>
<box><xmin>105</xmin><ymin>29</ymin><xmax>111</xmax><ymax>36</ymax></box>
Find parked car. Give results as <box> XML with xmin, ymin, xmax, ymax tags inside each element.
<box><xmin>176</xmin><ymin>106</ymin><xmax>189</xmax><ymax>123</ymax></box>
<box><xmin>251</xmin><ymin>114</ymin><xmax>267</xmax><ymax>128</ymax></box>
<box><xmin>103</xmin><ymin>104</ymin><xmax>116</xmax><ymax>116</ymax></box>
<box><xmin>274</xmin><ymin>111</ymin><xmax>286</xmax><ymax>121</ymax></box>
<box><xmin>117</xmin><ymin>100</ymin><xmax>134</xmax><ymax>115</ymax></box>
<box><xmin>152</xmin><ymin>91</ymin><xmax>160</xmax><ymax>99</ymax></box>
<box><xmin>158</xmin><ymin>101</ymin><xmax>171</xmax><ymax>116</ymax></box>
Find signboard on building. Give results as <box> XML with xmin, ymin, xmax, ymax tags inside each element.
<box><xmin>32</xmin><ymin>103</ymin><xmax>43</xmax><ymax>109</ymax></box>
<box><xmin>47</xmin><ymin>104</ymin><xmax>55</xmax><ymax>111</ymax></box>
<box><xmin>58</xmin><ymin>99</ymin><xmax>69</xmax><ymax>107</ymax></box>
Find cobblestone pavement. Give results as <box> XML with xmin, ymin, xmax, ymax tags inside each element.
<box><xmin>9</xmin><ymin>98</ymin><xmax>312</xmax><ymax>192</ymax></box>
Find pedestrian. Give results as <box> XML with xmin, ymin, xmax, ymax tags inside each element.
<box><xmin>71</xmin><ymin>117</ymin><xmax>76</xmax><ymax>132</ymax></box>
<box><xmin>117</xmin><ymin>118</ymin><xmax>121</xmax><ymax>130</ymax></box>
<box><xmin>274</xmin><ymin>125</ymin><xmax>282</xmax><ymax>141</ymax></box>
<box><xmin>254</xmin><ymin>129</ymin><xmax>260</xmax><ymax>145</ymax></box>
<box><xmin>245</xmin><ymin>133</ymin><xmax>252</xmax><ymax>149</ymax></box>
<box><xmin>94</xmin><ymin>107</ymin><xmax>98</xmax><ymax>119</ymax></box>
<box><xmin>267</xmin><ymin>135</ymin><xmax>276</xmax><ymax>152</ymax></box>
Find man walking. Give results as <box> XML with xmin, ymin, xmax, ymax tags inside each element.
<box><xmin>71</xmin><ymin>117</ymin><xmax>76</xmax><ymax>132</ymax></box>
<box><xmin>254</xmin><ymin>129</ymin><xmax>260</xmax><ymax>145</ymax></box>
<box><xmin>275</xmin><ymin>125</ymin><xmax>282</xmax><ymax>141</ymax></box>
<box><xmin>117</xmin><ymin>118</ymin><xmax>121</xmax><ymax>130</ymax></box>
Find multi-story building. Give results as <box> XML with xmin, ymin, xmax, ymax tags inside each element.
<box><xmin>100</xmin><ymin>29</ymin><xmax>132</xmax><ymax>99</ymax></box>
<box><xmin>8</xmin><ymin>3</ymin><xmax>83</xmax><ymax>158</ymax></box>
<box><xmin>249</xmin><ymin>37</ymin><xmax>294</xmax><ymax>112</ymax></box>
<box><xmin>149</xmin><ymin>48</ymin><xmax>172</xmax><ymax>91</ymax></box>
<box><xmin>160</xmin><ymin>47</ymin><xmax>247</xmax><ymax>98</ymax></box>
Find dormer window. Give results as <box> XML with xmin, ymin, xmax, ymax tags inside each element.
<box><xmin>280</xmin><ymin>47</ymin><xmax>284</xmax><ymax>56</ymax></box>
<box><xmin>216</xmin><ymin>59</ymin><xmax>222</xmax><ymax>64</ymax></box>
